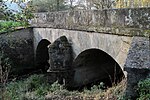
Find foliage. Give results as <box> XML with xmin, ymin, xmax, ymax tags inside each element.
<box><xmin>67</xmin><ymin>0</ymin><xmax>150</xmax><ymax>10</ymax></box>
<box><xmin>137</xmin><ymin>78</ymin><xmax>150</xmax><ymax>100</ymax></box>
<box><xmin>82</xmin><ymin>82</ymin><xmax>105</xmax><ymax>95</ymax></box>
<box><xmin>116</xmin><ymin>0</ymin><xmax>150</xmax><ymax>8</ymax></box>
<box><xmin>85</xmin><ymin>0</ymin><xmax>115</xmax><ymax>9</ymax></box>
<box><xmin>4</xmin><ymin>74</ymin><xmax>127</xmax><ymax>100</ymax></box>
<box><xmin>5</xmin><ymin>74</ymin><xmax>50</xmax><ymax>100</ymax></box>
<box><xmin>0</xmin><ymin>21</ymin><xmax>26</xmax><ymax>34</ymax></box>
<box><xmin>31</xmin><ymin>0</ymin><xmax>68</xmax><ymax>12</ymax></box>
<box><xmin>0</xmin><ymin>0</ymin><xmax>34</xmax><ymax>33</ymax></box>
<box><xmin>0</xmin><ymin>51</ymin><xmax>11</xmax><ymax>85</ymax></box>
<box><xmin>5</xmin><ymin>74</ymin><xmax>67</xmax><ymax>99</ymax></box>
<box><xmin>0</xmin><ymin>0</ymin><xmax>34</xmax><ymax>21</ymax></box>
<box><xmin>0</xmin><ymin>51</ymin><xmax>11</xmax><ymax>100</ymax></box>
<box><xmin>0</xmin><ymin>1</ymin><xmax>13</xmax><ymax>20</ymax></box>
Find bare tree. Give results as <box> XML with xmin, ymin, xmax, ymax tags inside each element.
<box><xmin>69</xmin><ymin>0</ymin><xmax>74</xmax><ymax>9</ymax></box>
<box><xmin>88</xmin><ymin>0</ymin><xmax>115</xmax><ymax>10</ymax></box>
<box><xmin>75</xmin><ymin>0</ymin><xmax>86</xmax><ymax>9</ymax></box>
<box><xmin>56</xmin><ymin>0</ymin><xmax>60</xmax><ymax>11</ymax></box>
<box><xmin>31</xmin><ymin>0</ymin><xmax>67</xmax><ymax>12</ymax></box>
<box><xmin>74</xmin><ymin>0</ymin><xmax>115</xmax><ymax>10</ymax></box>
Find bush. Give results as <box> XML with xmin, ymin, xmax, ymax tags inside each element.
<box><xmin>137</xmin><ymin>78</ymin><xmax>150</xmax><ymax>100</ymax></box>
<box><xmin>6</xmin><ymin>74</ymin><xmax>51</xmax><ymax>100</ymax></box>
<box><xmin>0</xmin><ymin>1</ymin><xmax>34</xmax><ymax>34</ymax></box>
<box><xmin>0</xmin><ymin>51</ymin><xmax>11</xmax><ymax>100</ymax></box>
<box><xmin>0</xmin><ymin>21</ymin><xmax>25</xmax><ymax>33</ymax></box>
<box><xmin>31</xmin><ymin>0</ymin><xmax>68</xmax><ymax>12</ymax></box>
<box><xmin>5</xmin><ymin>74</ymin><xmax>127</xmax><ymax>100</ymax></box>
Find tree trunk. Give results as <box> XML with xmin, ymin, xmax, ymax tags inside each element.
<box><xmin>57</xmin><ymin>0</ymin><xmax>59</xmax><ymax>11</ymax></box>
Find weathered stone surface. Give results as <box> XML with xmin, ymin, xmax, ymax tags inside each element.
<box><xmin>124</xmin><ymin>37</ymin><xmax>150</xmax><ymax>69</ymax></box>
<box><xmin>46</xmin><ymin>36</ymin><xmax>73</xmax><ymax>86</ymax></box>
<box><xmin>31</xmin><ymin>8</ymin><xmax>150</xmax><ymax>37</ymax></box>
<box><xmin>124</xmin><ymin>37</ymin><xmax>150</xmax><ymax>99</ymax></box>
<box><xmin>33</xmin><ymin>28</ymin><xmax>149</xmax><ymax>98</ymax></box>
<box><xmin>0</xmin><ymin>28</ymin><xmax>34</xmax><ymax>76</ymax></box>
<box><xmin>33</xmin><ymin>28</ymin><xmax>132</xmax><ymax>76</ymax></box>
<box><xmin>32</xmin><ymin>8</ymin><xmax>150</xmax><ymax>98</ymax></box>
<box><xmin>72</xmin><ymin>49</ymin><xmax>124</xmax><ymax>87</ymax></box>
<box><xmin>47</xmin><ymin>36</ymin><xmax>72</xmax><ymax>71</ymax></box>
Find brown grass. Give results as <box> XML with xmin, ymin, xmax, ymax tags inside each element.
<box><xmin>45</xmin><ymin>79</ymin><xmax>127</xmax><ymax>100</ymax></box>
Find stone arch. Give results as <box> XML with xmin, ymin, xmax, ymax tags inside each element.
<box><xmin>36</xmin><ymin>39</ymin><xmax>51</xmax><ymax>71</ymax></box>
<box><xmin>72</xmin><ymin>48</ymin><xmax>124</xmax><ymax>87</ymax></box>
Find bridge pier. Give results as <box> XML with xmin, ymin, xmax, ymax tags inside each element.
<box><xmin>47</xmin><ymin>36</ymin><xmax>74</xmax><ymax>86</ymax></box>
<box><xmin>124</xmin><ymin>37</ymin><xmax>150</xmax><ymax>99</ymax></box>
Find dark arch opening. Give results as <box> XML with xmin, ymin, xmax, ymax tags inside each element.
<box><xmin>36</xmin><ymin>39</ymin><xmax>51</xmax><ymax>72</ymax></box>
<box><xmin>72</xmin><ymin>49</ymin><xmax>124</xmax><ymax>89</ymax></box>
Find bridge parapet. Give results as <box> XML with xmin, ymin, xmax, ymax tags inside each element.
<box><xmin>32</xmin><ymin>8</ymin><xmax>150</xmax><ymax>37</ymax></box>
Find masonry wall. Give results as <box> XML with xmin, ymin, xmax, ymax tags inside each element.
<box><xmin>33</xmin><ymin>28</ymin><xmax>132</xmax><ymax>72</ymax></box>
<box><xmin>0</xmin><ymin>28</ymin><xmax>34</xmax><ymax>76</ymax></box>
<box><xmin>32</xmin><ymin>8</ymin><xmax>150</xmax><ymax>98</ymax></box>
<box><xmin>32</xmin><ymin>8</ymin><xmax>150</xmax><ymax>37</ymax></box>
<box><xmin>124</xmin><ymin>37</ymin><xmax>150</xmax><ymax>98</ymax></box>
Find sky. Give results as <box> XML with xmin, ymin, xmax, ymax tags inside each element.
<box><xmin>3</xmin><ymin>0</ymin><xmax>30</xmax><ymax>12</ymax></box>
<box><xmin>5</xmin><ymin>1</ymin><xmax>20</xmax><ymax>12</ymax></box>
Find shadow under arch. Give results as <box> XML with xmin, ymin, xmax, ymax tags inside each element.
<box><xmin>36</xmin><ymin>39</ymin><xmax>51</xmax><ymax>72</ymax></box>
<box><xmin>72</xmin><ymin>48</ymin><xmax>124</xmax><ymax>88</ymax></box>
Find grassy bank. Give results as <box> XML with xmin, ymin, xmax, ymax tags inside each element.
<box><xmin>1</xmin><ymin>74</ymin><xmax>149</xmax><ymax>100</ymax></box>
<box><xmin>1</xmin><ymin>74</ymin><xmax>127</xmax><ymax>100</ymax></box>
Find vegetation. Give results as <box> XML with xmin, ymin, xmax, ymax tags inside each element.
<box><xmin>116</xmin><ymin>0</ymin><xmax>150</xmax><ymax>8</ymax></box>
<box><xmin>0</xmin><ymin>0</ymin><xmax>149</xmax><ymax>100</ymax></box>
<box><xmin>137</xmin><ymin>78</ymin><xmax>150</xmax><ymax>100</ymax></box>
<box><xmin>65</xmin><ymin>0</ymin><xmax>150</xmax><ymax>10</ymax></box>
<box><xmin>31</xmin><ymin>0</ymin><xmax>68</xmax><ymax>12</ymax></box>
<box><xmin>0</xmin><ymin>0</ymin><xmax>34</xmax><ymax>34</ymax></box>
<box><xmin>1</xmin><ymin>73</ymin><xmax>149</xmax><ymax>100</ymax></box>
<box><xmin>4</xmin><ymin>74</ymin><xmax>50</xmax><ymax>100</ymax></box>
<box><xmin>0</xmin><ymin>21</ymin><xmax>27</xmax><ymax>34</ymax></box>
<box><xmin>0</xmin><ymin>74</ymin><xmax>127</xmax><ymax>100</ymax></box>
<box><xmin>0</xmin><ymin>51</ymin><xmax>12</xmax><ymax>100</ymax></box>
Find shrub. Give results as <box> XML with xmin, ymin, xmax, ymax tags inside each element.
<box><xmin>137</xmin><ymin>78</ymin><xmax>150</xmax><ymax>100</ymax></box>
<box><xmin>0</xmin><ymin>0</ymin><xmax>34</xmax><ymax>34</ymax></box>
<box><xmin>5</xmin><ymin>74</ymin><xmax>51</xmax><ymax>100</ymax></box>
<box><xmin>0</xmin><ymin>51</ymin><xmax>11</xmax><ymax>100</ymax></box>
<box><xmin>5</xmin><ymin>74</ymin><xmax>127</xmax><ymax>100</ymax></box>
<box><xmin>0</xmin><ymin>21</ymin><xmax>24</xmax><ymax>33</ymax></box>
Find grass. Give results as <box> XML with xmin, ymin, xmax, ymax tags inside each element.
<box><xmin>1</xmin><ymin>74</ymin><xmax>127</xmax><ymax>100</ymax></box>
<box><xmin>0</xmin><ymin>21</ymin><xmax>28</xmax><ymax>34</ymax></box>
<box><xmin>2</xmin><ymin>74</ymin><xmax>149</xmax><ymax>100</ymax></box>
<box><xmin>4</xmin><ymin>74</ymin><xmax>50</xmax><ymax>100</ymax></box>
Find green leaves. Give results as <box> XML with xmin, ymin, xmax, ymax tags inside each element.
<box><xmin>31</xmin><ymin>0</ymin><xmax>68</xmax><ymax>12</ymax></box>
<box><xmin>137</xmin><ymin>78</ymin><xmax>150</xmax><ymax>100</ymax></box>
<box><xmin>0</xmin><ymin>21</ymin><xmax>25</xmax><ymax>34</ymax></box>
<box><xmin>0</xmin><ymin>0</ymin><xmax>34</xmax><ymax>34</ymax></box>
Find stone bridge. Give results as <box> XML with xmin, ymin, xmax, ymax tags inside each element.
<box><xmin>0</xmin><ymin>8</ymin><xmax>149</xmax><ymax>99</ymax></box>
<box><xmin>31</xmin><ymin>8</ymin><xmax>150</xmax><ymax>98</ymax></box>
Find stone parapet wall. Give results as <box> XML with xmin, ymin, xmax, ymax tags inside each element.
<box><xmin>31</xmin><ymin>8</ymin><xmax>150</xmax><ymax>37</ymax></box>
